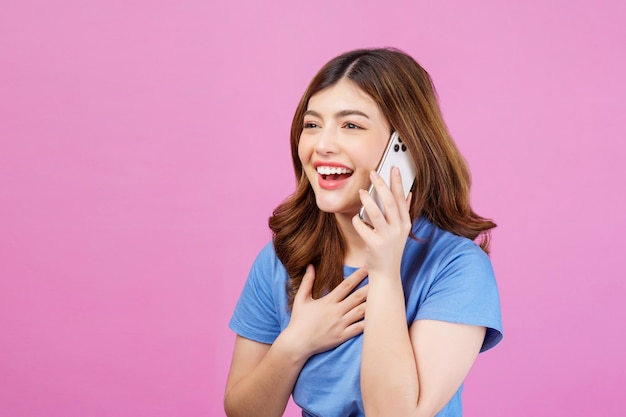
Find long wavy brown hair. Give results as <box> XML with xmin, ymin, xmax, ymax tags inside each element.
<box><xmin>269</xmin><ymin>48</ymin><xmax>496</xmax><ymax>309</ymax></box>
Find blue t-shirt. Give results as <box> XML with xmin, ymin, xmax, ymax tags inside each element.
<box><xmin>229</xmin><ymin>217</ymin><xmax>503</xmax><ymax>417</ymax></box>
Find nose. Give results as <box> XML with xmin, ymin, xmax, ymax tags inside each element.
<box><xmin>314</xmin><ymin>128</ymin><xmax>339</xmax><ymax>155</ymax></box>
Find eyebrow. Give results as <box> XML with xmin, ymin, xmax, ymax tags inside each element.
<box><xmin>304</xmin><ymin>109</ymin><xmax>370</xmax><ymax>119</ymax></box>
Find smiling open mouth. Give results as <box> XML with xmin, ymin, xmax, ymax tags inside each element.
<box><xmin>317</xmin><ymin>166</ymin><xmax>353</xmax><ymax>181</ymax></box>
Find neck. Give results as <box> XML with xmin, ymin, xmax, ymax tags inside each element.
<box><xmin>334</xmin><ymin>212</ymin><xmax>367</xmax><ymax>268</ymax></box>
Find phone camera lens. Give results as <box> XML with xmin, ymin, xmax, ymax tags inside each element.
<box><xmin>402</xmin><ymin>144</ymin><xmax>407</xmax><ymax>152</ymax></box>
<box><xmin>394</xmin><ymin>144</ymin><xmax>400</xmax><ymax>152</ymax></box>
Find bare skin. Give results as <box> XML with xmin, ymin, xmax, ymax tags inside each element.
<box><xmin>226</xmin><ymin>80</ymin><xmax>486</xmax><ymax>416</ymax></box>
<box><xmin>353</xmin><ymin>169</ymin><xmax>486</xmax><ymax>417</ymax></box>
<box><xmin>224</xmin><ymin>266</ymin><xmax>368</xmax><ymax>417</ymax></box>
<box><xmin>224</xmin><ymin>170</ymin><xmax>485</xmax><ymax>417</ymax></box>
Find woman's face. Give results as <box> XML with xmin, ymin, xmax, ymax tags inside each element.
<box><xmin>298</xmin><ymin>79</ymin><xmax>391</xmax><ymax>217</ymax></box>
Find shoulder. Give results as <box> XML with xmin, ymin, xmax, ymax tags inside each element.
<box><xmin>249</xmin><ymin>241</ymin><xmax>286</xmax><ymax>280</ymax></box>
<box><xmin>255</xmin><ymin>240</ymin><xmax>278</xmax><ymax>263</ymax></box>
<box><xmin>406</xmin><ymin>217</ymin><xmax>490</xmax><ymax>267</ymax></box>
<box><xmin>410</xmin><ymin>217</ymin><xmax>494</xmax><ymax>285</ymax></box>
<box><xmin>405</xmin><ymin>217</ymin><xmax>503</xmax><ymax>351</ymax></box>
<box><xmin>229</xmin><ymin>241</ymin><xmax>290</xmax><ymax>343</ymax></box>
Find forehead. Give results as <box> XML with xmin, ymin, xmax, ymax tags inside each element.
<box><xmin>307</xmin><ymin>79</ymin><xmax>379</xmax><ymax>113</ymax></box>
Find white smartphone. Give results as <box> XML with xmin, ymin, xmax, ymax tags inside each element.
<box><xmin>359</xmin><ymin>131</ymin><xmax>417</xmax><ymax>225</ymax></box>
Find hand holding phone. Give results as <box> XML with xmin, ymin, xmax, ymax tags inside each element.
<box><xmin>359</xmin><ymin>132</ymin><xmax>416</xmax><ymax>225</ymax></box>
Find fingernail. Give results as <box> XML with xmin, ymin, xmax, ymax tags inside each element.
<box><xmin>370</xmin><ymin>170</ymin><xmax>378</xmax><ymax>180</ymax></box>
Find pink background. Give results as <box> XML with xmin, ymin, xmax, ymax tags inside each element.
<box><xmin>1</xmin><ymin>1</ymin><xmax>624</xmax><ymax>416</ymax></box>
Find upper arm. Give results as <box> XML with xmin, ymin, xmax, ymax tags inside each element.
<box><xmin>225</xmin><ymin>335</ymin><xmax>271</xmax><ymax>396</ymax></box>
<box><xmin>409</xmin><ymin>319</ymin><xmax>486</xmax><ymax>416</ymax></box>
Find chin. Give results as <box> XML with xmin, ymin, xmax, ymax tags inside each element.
<box><xmin>314</xmin><ymin>199</ymin><xmax>360</xmax><ymax>216</ymax></box>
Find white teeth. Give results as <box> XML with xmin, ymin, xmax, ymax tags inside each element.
<box><xmin>316</xmin><ymin>166</ymin><xmax>353</xmax><ymax>175</ymax></box>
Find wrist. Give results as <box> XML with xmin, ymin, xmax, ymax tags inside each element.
<box><xmin>366</xmin><ymin>267</ymin><xmax>401</xmax><ymax>283</ymax></box>
<box><xmin>274</xmin><ymin>327</ymin><xmax>313</xmax><ymax>365</ymax></box>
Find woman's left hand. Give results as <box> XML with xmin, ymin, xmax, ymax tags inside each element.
<box><xmin>352</xmin><ymin>167</ymin><xmax>412</xmax><ymax>277</ymax></box>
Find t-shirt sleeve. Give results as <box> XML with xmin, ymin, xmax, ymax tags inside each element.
<box><xmin>229</xmin><ymin>244</ymin><xmax>283</xmax><ymax>344</ymax></box>
<box><xmin>415</xmin><ymin>242</ymin><xmax>503</xmax><ymax>352</ymax></box>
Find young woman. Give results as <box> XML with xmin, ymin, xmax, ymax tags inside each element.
<box><xmin>224</xmin><ymin>48</ymin><xmax>503</xmax><ymax>417</ymax></box>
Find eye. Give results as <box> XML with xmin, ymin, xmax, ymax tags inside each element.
<box><xmin>344</xmin><ymin>122</ymin><xmax>361</xmax><ymax>129</ymax></box>
<box><xmin>303</xmin><ymin>121</ymin><xmax>319</xmax><ymax>129</ymax></box>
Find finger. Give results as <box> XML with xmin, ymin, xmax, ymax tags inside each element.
<box><xmin>388</xmin><ymin>167</ymin><xmax>412</xmax><ymax>229</ymax></box>
<box><xmin>343</xmin><ymin>301</ymin><xmax>367</xmax><ymax>325</ymax></box>
<box><xmin>330</xmin><ymin>267</ymin><xmax>368</xmax><ymax>301</ymax></box>
<box><xmin>352</xmin><ymin>212</ymin><xmax>377</xmax><ymax>241</ymax></box>
<box><xmin>357</xmin><ymin>189</ymin><xmax>384</xmax><ymax>228</ymax></box>
<box><xmin>342</xmin><ymin>320</ymin><xmax>365</xmax><ymax>340</ymax></box>
<box><xmin>369</xmin><ymin>170</ymin><xmax>400</xmax><ymax>225</ymax></box>
<box><xmin>294</xmin><ymin>264</ymin><xmax>315</xmax><ymax>303</ymax></box>
<box><xmin>400</xmin><ymin>191</ymin><xmax>413</xmax><ymax>226</ymax></box>
<box><xmin>342</xmin><ymin>285</ymin><xmax>368</xmax><ymax>311</ymax></box>
<box><xmin>390</xmin><ymin>166</ymin><xmax>412</xmax><ymax>226</ymax></box>
<box><xmin>390</xmin><ymin>167</ymin><xmax>408</xmax><ymax>209</ymax></box>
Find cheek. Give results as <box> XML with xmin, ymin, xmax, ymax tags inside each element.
<box><xmin>367</xmin><ymin>140</ymin><xmax>390</xmax><ymax>170</ymax></box>
<box><xmin>357</xmin><ymin>151</ymin><xmax>384</xmax><ymax>173</ymax></box>
<box><xmin>297</xmin><ymin>138</ymin><xmax>310</xmax><ymax>164</ymax></box>
<box><xmin>297</xmin><ymin>140</ymin><xmax>316</xmax><ymax>181</ymax></box>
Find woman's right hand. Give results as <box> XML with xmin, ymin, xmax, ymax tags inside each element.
<box><xmin>225</xmin><ymin>266</ymin><xmax>367</xmax><ymax>417</ymax></box>
<box><xmin>281</xmin><ymin>265</ymin><xmax>368</xmax><ymax>357</ymax></box>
